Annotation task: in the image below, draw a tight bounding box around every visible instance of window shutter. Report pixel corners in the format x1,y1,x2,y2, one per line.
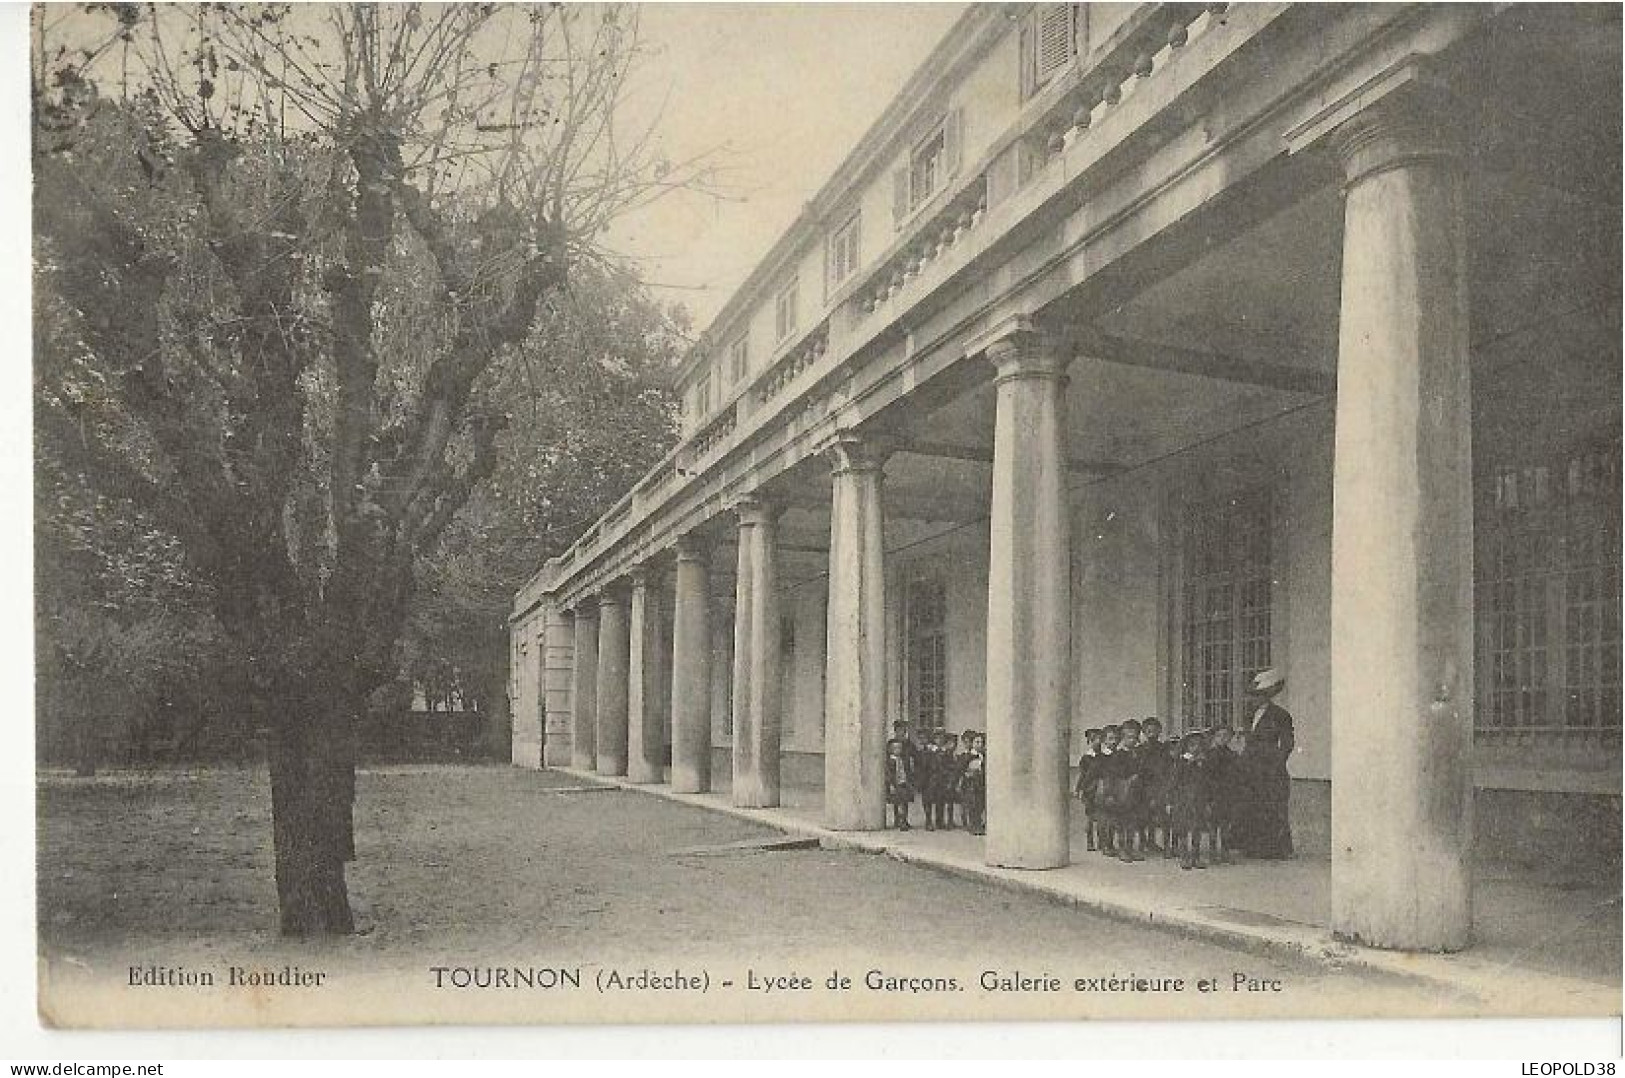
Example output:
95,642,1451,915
1034,3,1075,86
891,165,909,229
943,107,964,179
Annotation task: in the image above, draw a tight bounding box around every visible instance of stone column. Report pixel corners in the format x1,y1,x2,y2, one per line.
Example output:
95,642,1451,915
1328,96,1473,952
821,434,890,831
627,565,668,783
731,495,782,808
981,323,1072,869
569,603,599,771
594,584,631,777
670,536,713,793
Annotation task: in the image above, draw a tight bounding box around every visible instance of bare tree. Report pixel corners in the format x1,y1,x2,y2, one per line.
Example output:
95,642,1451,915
34,2,706,935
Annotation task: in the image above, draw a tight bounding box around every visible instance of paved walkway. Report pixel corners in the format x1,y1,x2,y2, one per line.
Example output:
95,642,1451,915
553,765,1621,1014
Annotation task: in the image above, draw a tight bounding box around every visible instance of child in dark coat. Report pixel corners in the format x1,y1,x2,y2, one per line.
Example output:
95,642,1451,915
960,732,987,835
1092,724,1121,855
1138,719,1167,854
1155,736,1184,859
915,733,938,830
1170,730,1210,870
924,730,957,830
950,730,975,828
885,738,916,831
1106,719,1146,862
1074,728,1104,851
1228,727,1251,855
1205,725,1238,864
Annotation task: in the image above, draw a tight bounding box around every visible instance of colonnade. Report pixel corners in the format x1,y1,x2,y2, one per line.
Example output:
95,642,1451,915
529,85,1476,951
545,326,1072,862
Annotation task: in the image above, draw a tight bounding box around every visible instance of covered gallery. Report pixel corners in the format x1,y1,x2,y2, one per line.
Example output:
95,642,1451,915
510,4,1621,952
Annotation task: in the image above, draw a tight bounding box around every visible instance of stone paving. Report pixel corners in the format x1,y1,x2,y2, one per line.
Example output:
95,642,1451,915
555,764,1622,1015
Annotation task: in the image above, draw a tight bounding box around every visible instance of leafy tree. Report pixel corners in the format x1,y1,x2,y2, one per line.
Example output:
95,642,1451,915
402,261,685,752
35,282,240,772
34,3,705,935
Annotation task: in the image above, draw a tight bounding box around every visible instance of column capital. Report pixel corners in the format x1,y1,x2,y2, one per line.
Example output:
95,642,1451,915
597,580,630,607
1330,95,1460,189
972,317,1070,386
818,431,894,476
627,563,658,590
731,493,783,528
674,532,713,564
1283,57,1460,187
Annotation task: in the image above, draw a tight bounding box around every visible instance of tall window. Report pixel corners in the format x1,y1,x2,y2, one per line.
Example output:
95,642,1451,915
1020,4,1080,98
1179,490,1274,731
829,211,861,291
891,109,962,228
1476,440,1622,731
905,575,948,730
909,126,945,212
774,277,798,343
727,334,749,386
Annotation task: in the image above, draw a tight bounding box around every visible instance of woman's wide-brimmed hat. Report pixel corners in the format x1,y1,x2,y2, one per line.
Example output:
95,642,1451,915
1250,668,1285,693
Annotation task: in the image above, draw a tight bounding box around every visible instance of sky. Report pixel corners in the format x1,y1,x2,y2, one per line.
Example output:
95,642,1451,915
33,1,967,337
600,3,968,333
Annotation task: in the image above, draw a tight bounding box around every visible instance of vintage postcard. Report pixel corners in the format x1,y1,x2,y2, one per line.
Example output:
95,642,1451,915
32,1,1623,1031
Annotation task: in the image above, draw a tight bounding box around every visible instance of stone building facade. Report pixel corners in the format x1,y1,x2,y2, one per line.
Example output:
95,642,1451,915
510,4,1621,952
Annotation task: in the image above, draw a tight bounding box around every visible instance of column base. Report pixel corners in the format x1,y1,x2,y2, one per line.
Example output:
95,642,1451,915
984,847,1070,871
731,778,779,810
823,814,885,833
626,762,663,784
1330,927,1473,955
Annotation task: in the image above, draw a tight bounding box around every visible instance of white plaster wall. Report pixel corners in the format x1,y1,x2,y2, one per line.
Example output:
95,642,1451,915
953,24,1021,171
781,582,828,752
543,608,576,764
710,598,736,747
510,609,546,768
1070,469,1161,741
1083,4,1139,55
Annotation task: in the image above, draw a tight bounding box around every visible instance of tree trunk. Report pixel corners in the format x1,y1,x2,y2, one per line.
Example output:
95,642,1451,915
267,690,357,937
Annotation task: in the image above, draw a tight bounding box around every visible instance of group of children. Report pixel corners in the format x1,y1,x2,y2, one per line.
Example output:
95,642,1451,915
882,716,1264,871
884,723,986,834
1075,717,1253,871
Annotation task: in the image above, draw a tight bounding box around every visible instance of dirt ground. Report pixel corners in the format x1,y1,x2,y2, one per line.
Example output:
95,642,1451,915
37,764,1486,1027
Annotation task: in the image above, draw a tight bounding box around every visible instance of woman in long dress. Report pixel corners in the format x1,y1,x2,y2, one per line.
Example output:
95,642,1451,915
1241,668,1295,859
